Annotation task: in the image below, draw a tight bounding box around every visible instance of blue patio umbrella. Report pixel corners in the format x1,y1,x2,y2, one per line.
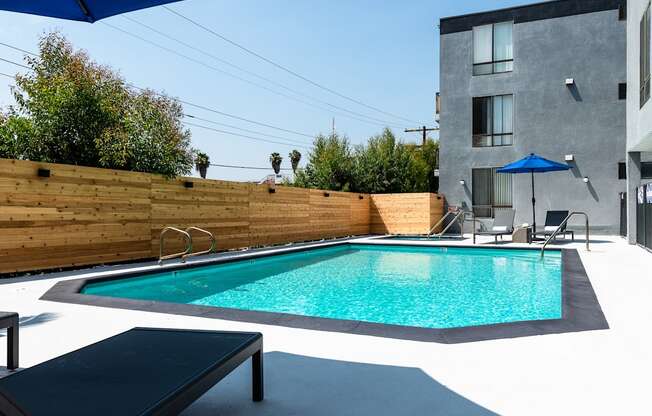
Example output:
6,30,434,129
496,153,571,232
0,0,182,23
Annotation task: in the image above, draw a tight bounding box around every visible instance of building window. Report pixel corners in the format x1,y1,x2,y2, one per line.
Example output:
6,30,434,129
472,168,513,218
644,161,652,179
619,83,627,100
473,95,513,147
473,22,513,75
642,3,651,108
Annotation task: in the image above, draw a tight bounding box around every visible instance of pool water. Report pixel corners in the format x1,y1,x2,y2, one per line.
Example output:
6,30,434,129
83,244,562,329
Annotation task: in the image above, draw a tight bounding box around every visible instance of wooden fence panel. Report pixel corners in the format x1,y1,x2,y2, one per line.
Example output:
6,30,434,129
370,193,444,235
0,158,442,274
0,159,151,273
150,177,250,255
248,185,310,246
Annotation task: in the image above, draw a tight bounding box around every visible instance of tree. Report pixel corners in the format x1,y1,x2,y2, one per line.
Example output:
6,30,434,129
288,149,301,173
195,152,210,179
293,133,354,191
352,128,430,193
0,32,196,177
269,152,282,174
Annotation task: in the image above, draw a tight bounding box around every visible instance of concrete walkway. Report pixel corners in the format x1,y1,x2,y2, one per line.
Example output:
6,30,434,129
0,236,649,415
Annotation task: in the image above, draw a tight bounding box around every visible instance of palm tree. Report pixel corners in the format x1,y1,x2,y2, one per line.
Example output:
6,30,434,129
289,150,301,173
269,152,283,174
195,152,210,179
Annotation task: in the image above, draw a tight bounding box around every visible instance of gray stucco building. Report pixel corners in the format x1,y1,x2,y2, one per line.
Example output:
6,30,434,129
438,0,627,234
626,0,652,250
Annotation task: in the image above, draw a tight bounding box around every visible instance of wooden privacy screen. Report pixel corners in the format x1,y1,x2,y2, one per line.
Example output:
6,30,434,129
370,193,445,235
0,159,443,274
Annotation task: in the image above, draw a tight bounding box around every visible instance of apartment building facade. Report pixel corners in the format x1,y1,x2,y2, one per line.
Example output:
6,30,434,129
438,0,627,233
626,0,652,250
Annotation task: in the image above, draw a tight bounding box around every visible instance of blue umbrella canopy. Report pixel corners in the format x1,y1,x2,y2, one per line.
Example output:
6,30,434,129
496,153,571,232
0,0,183,23
496,153,571,173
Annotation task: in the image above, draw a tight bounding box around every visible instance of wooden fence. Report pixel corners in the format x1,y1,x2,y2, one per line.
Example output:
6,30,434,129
0,159,442,274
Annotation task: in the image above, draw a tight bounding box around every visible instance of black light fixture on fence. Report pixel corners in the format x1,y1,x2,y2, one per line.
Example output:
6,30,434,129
37,168,50,178
184,181,194,188
359,195,364,200
323,192,330,197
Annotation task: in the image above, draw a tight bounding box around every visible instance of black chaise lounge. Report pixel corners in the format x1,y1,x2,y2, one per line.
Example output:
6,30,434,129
473,209,516,244
0,327,263,416
534,210,574,241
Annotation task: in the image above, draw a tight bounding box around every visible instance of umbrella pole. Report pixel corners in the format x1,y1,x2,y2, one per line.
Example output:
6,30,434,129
531,171,536,232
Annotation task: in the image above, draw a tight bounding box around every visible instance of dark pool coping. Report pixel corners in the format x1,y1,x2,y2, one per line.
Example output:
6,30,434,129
40,240,609,344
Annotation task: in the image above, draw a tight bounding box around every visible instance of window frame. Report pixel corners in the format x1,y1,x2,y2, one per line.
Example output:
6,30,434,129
472,21,514,76
641,3,651,108
472,94,514,148
471,167,513,218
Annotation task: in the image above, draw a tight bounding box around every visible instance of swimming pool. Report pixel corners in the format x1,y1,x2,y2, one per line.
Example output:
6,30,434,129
82,244,562,329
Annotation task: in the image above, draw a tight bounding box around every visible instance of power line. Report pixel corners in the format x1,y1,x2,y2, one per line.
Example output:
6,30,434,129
184,121,310,149
0,41,318,141
211,163,292,171
184,114,310,143
105,19,404,130
163,5,425,126
0,60,311,149
121,15,405,129
0,42,37,57
0,57,30,70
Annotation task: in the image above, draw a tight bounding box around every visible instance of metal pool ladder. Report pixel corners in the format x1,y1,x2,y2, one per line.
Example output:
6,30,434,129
159,227,192,264
428,209,467,238
541,211,590,257
182,227,217,261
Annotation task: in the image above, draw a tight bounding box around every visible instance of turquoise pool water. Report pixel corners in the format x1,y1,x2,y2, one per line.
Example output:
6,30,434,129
83,244,562,329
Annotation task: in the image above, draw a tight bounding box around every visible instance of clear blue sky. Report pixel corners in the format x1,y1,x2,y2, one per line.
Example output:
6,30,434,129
0,0,534,181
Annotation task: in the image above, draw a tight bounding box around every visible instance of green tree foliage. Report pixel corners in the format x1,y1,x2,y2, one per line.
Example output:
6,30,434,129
292,128,438,193
0,32,194,177
293,133,354,191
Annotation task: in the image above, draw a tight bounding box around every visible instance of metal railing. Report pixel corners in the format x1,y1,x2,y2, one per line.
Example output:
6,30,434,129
541,211,590,257
159,227,192,264
182,227,216,261
429,210,466,238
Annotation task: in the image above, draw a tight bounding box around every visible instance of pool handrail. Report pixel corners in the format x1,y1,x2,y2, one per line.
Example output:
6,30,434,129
541,211,589,257
182,227,217,261
429,209,466,238
159,227,192,264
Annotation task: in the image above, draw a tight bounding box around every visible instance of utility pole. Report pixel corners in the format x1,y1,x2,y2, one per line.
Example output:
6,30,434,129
331,118,336,136
404,126,438,146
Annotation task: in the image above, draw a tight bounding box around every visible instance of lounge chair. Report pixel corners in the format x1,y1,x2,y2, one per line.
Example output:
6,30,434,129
534,210,574,241
473,209,515,244
0,327,263,416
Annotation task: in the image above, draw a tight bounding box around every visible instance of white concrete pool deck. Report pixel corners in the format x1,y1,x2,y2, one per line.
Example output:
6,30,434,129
0,235,650,415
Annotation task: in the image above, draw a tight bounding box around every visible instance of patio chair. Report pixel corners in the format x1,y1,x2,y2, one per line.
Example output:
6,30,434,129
473,209,515,244
534,210,575,241
0,327,263,416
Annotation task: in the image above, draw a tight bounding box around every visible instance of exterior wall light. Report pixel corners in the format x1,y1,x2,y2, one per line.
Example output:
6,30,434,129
583,177,590,183
37,168,51,178
183,181,194,188
565,78,575,86
459,179,466,186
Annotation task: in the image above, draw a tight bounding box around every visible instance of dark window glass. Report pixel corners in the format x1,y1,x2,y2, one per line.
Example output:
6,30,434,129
472,95,513,147
619,162,627,179
473,22,513,76
619,83,627,100
619,1,627,21
643,162,652,179
472,168,513,218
